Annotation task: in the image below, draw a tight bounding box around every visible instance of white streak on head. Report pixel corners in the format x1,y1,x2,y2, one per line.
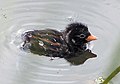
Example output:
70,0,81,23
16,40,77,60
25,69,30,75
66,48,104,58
66,30,72,43
72,39,75,43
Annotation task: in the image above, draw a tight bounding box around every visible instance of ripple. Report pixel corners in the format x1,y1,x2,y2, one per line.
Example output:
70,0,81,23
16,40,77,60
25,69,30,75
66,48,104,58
0,0,120,84
31,79,77,84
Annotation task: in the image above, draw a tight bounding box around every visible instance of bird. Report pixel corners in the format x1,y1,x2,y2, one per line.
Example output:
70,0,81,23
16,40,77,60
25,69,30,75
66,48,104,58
22,22,97,58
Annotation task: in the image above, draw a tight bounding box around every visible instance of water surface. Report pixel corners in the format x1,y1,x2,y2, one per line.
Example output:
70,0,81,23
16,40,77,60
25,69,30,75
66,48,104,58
0,0,120,84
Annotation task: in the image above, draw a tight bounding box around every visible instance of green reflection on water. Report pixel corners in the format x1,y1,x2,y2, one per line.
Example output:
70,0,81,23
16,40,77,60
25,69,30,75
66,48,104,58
103,38,120,83
103,66,120,84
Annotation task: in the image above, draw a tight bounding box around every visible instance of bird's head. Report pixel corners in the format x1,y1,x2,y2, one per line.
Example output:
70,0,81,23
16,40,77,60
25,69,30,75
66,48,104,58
64,22,97,52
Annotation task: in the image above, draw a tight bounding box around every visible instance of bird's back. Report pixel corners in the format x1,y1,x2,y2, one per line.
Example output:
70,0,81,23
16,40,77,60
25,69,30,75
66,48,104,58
22,29,68,57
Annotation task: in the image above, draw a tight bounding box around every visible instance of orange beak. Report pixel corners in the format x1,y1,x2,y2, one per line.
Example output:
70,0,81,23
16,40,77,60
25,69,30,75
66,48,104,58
86,35,97,41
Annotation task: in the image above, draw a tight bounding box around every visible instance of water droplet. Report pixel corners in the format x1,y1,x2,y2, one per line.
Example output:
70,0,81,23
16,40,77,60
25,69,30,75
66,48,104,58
95,77,105,84
39,41,44,46
3,14,7,18
46,33,48,35
28,34,32,37
95,76,111,84
53,38,57,42
67,16,74,21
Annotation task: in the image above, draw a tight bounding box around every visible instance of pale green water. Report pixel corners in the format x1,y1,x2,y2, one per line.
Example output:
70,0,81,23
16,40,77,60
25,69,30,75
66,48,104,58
0,0,120,84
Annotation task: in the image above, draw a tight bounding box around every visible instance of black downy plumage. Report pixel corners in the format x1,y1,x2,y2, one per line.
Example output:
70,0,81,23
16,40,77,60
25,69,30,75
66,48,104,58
22,22,97,63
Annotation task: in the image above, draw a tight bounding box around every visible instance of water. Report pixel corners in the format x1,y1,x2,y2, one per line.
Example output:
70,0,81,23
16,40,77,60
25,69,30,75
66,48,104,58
0,0,120,84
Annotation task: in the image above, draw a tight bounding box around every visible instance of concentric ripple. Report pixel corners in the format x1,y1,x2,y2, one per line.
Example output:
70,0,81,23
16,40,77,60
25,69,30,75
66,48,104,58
0,0,120,84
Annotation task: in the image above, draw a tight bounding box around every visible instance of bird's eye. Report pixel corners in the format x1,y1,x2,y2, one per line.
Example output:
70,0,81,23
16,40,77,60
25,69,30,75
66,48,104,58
79,34,86,38
76,34,86,38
